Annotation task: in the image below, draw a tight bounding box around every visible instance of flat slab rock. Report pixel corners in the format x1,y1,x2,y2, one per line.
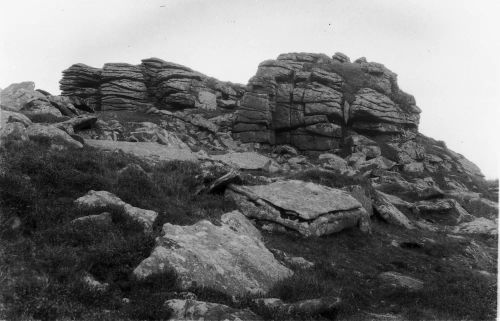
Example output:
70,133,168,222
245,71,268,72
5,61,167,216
227,180,370,236
210,152,272,170
166,299,263,321
85,139,197,163
238,180,361,220
133,211,292,297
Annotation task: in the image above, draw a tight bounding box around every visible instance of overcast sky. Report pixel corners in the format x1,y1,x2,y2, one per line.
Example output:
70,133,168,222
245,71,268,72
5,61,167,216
1,0,498,178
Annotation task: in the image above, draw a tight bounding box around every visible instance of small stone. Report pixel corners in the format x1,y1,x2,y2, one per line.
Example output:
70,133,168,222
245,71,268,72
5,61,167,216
74,190,157,233
378,272,423,291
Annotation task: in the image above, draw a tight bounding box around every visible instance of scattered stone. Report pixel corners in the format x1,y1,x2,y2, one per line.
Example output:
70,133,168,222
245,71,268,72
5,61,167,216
373,175,444,200
128,122,190,149
74,190,157,233
453,217,498,235
403,162,424,173
205,168,241,194
254,296,340,317
82,273,109,293
413,199,474,225
133,211,292,296
165,299,263,321
362,312,408,321
378,271,423,291
376,191,413,210
318,153,348,171
345,185,373,216
274,145,299,156
345,134,381,159
71,212,113,227
373,190,414,229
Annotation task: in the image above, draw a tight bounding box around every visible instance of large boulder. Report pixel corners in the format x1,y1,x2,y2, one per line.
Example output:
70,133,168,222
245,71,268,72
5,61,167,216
0,110,32,128
26,124,83,149
133,211,292,296
0,82,47,111
20,98,63,120
227,180,370,236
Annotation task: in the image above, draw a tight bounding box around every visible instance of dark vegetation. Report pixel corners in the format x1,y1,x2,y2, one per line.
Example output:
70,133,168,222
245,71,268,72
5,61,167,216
0,139,235,320
264,222,497,321
0,139,496,320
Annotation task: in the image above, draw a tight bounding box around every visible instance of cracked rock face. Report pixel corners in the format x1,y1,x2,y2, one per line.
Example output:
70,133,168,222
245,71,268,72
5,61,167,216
233,52,420,151
133,211,292,297
226,180,371,236
59,58,245,112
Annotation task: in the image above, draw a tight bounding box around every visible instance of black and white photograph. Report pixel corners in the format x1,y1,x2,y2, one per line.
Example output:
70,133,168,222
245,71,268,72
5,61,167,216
0,1,498,320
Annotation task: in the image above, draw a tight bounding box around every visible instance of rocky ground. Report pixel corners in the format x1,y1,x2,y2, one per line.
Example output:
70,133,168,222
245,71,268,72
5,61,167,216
0,52,497,321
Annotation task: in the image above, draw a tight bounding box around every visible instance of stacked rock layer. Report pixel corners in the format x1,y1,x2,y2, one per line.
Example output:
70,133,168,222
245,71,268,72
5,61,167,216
59,58,245,112
233,52,421,151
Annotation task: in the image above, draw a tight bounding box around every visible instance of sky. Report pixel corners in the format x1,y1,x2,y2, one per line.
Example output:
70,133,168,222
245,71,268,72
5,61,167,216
1,0,499,178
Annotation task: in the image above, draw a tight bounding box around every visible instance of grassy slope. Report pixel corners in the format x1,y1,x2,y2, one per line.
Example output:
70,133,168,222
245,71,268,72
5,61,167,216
0,140,235,321
0,139,497,321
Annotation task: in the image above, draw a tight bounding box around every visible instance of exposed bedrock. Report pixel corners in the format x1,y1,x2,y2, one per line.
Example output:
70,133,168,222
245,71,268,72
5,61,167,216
59,57,245,112
233,52,421,151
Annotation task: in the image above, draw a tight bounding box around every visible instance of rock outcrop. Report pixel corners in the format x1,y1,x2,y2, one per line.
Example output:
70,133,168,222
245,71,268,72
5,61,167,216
233,52,420,150
59,58,245,112
100,63,150,111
